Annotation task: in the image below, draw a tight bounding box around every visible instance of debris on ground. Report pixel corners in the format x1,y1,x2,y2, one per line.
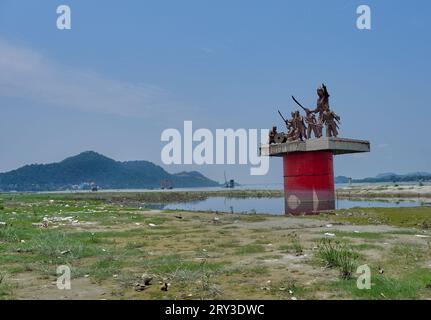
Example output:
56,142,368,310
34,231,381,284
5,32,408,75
160,282,169,291
134,283,147,292
324,233,336,237
141,274,153,286
212,217,221,224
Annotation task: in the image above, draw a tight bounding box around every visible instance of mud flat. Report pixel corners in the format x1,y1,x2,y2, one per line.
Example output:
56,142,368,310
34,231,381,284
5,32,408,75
7,190,284,205
336,184,431,200
1,193,431,300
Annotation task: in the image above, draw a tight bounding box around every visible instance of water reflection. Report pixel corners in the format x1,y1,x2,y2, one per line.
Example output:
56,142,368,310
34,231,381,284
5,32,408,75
142,197,428,216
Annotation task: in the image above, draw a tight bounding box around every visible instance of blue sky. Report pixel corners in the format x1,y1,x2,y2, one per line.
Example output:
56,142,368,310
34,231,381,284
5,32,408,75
0,0,430,184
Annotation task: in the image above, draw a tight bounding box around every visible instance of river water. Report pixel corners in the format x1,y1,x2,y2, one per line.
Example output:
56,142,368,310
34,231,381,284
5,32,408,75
144,196,429,215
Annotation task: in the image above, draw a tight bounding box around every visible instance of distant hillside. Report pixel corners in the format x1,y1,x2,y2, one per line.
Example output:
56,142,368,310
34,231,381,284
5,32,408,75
335,172,431,184
334,176,350,184
0,151,220,191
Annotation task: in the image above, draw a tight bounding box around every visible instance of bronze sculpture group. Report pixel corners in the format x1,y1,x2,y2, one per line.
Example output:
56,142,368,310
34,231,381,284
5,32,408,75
269,84,341,144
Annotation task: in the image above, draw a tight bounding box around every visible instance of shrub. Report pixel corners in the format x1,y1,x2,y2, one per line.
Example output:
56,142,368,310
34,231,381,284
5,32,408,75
317,238,358,279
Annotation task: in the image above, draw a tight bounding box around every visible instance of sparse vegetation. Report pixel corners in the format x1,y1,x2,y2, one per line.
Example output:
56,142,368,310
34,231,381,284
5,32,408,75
0,271,17,299
316,239,358,279
235,244,266,255
279,232,303,256
0,192,430,299
316,206,431,228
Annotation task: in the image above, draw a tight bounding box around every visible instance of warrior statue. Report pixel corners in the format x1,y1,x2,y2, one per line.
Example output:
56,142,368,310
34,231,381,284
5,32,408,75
285,112,296,141
293,110,307,141
313,83,330,123
268,126,278,144
304,108,322,138
322,109,341,137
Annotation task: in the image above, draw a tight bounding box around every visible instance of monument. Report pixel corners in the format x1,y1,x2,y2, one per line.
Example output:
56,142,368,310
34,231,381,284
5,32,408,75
260,84,370,215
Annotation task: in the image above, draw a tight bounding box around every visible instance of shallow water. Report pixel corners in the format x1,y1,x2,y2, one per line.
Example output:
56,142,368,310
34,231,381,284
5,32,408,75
144,196,429,215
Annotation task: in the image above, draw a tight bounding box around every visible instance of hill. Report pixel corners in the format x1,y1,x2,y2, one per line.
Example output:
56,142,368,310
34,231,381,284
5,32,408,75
335,172,431,184
0,151,220,191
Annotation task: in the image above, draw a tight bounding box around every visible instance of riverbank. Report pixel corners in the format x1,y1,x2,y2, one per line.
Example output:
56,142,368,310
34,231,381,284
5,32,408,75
3,184,431,205
336,184,431,199
1,190,284,206
1,193,431,300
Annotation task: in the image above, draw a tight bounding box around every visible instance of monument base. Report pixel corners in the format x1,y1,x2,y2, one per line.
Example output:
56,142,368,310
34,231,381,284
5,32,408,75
259,137,370,215
283,150,334,215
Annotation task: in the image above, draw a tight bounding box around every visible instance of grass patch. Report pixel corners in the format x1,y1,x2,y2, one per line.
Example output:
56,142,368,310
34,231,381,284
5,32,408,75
235,244,266,255
142,254,225,274
278,232,303,256
90,254,123,282
350,243,383,251
390,243,426,265
316,239,358,279
30,232,99,261
239,215,268,223
332,268,431,299
0,272,14,299
317,207,431,228
0,226,19,243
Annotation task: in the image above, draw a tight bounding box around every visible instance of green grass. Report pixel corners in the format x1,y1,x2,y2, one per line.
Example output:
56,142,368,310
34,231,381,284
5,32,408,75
332,268,431,299
0,273,14,300
350,243,383,251
235,244,266,255
316,239,359,279
278,232,303,255
0,226,19,243
90,254,124,282
142,254,225,274
317,207,431,228
1,192,430,299
390,243,426,265
217,239,241,248
30,232,100,260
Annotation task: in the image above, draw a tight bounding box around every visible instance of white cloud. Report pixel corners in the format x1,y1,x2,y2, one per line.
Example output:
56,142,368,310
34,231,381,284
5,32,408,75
200,47,215,54
0,38,168,117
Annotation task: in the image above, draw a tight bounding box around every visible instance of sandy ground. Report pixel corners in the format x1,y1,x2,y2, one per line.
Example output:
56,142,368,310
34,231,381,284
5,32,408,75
4,209,431,300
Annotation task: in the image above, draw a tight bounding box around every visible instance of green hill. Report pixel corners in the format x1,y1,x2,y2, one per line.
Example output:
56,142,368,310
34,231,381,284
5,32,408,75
0,151,220,191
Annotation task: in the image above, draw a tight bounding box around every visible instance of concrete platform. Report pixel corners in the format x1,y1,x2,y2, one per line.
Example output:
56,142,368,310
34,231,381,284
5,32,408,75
260,137,370,157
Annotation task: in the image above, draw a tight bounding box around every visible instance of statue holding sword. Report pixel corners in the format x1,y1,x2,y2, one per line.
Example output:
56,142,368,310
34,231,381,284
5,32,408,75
291,84,340,139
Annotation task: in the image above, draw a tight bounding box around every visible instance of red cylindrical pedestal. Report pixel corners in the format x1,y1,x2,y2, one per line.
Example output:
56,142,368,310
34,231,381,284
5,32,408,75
283,150,335,215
